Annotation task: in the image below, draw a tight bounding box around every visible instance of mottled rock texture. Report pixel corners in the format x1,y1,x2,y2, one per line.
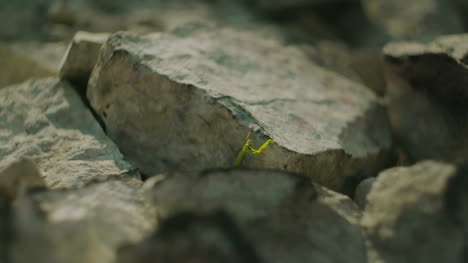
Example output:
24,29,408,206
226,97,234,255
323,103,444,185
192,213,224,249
140,169,366,263
384,34,468,163
87,23,391,192
362,161,468,263
10,179,157,263
0,78,134,188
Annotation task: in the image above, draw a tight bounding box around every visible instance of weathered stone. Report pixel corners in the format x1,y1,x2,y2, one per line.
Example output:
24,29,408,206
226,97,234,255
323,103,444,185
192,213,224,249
0,158,46,199
142,169,366,263
0,78,135,188
0,42,67,88
361,0,463,40
10,179,157,263
60,31,110,86
118,211,261,263
362,161,468,263
87,23,391,192
384,34,468,163
303,42,386,96
353,177,374,209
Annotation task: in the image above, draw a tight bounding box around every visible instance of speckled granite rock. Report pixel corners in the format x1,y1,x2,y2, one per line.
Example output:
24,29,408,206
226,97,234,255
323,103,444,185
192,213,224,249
139,169,366,263
384,34,468,163
0,78,135,188
362,161,468,263
87,23,391,192
10,179,157,263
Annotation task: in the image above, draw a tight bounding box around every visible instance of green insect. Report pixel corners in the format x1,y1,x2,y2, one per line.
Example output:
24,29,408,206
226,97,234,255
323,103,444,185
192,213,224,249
233,131,275,166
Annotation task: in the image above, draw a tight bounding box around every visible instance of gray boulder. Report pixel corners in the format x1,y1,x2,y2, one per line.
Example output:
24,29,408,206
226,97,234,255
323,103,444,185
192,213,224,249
140,169,366,263
118,211,262,263
0,78,135,188
87,23,391,192
10,179,157,263
362,161,468,263
384,34,468,163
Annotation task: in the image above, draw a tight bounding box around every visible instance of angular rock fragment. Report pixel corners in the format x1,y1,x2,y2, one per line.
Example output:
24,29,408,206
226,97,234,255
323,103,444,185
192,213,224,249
87,23,391,192
362,161,468,263
141,169,366,263
60,31,110,86
362,0,463,40
10,179,157,263
0,158,46,199
0,78,134,188
118,211,261,263
384,35,468,163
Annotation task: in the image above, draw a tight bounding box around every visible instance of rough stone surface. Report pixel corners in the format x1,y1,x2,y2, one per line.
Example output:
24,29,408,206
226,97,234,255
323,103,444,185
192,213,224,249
142,169,366,263
0,78,135,188
361,0,463,40
303,42,386,96
384,34,468,163
118,211,262,263
362,161,468,263
87,23,391,192
353,176,375,209
10,179,157,263
0,158,46,199
60,31,110,86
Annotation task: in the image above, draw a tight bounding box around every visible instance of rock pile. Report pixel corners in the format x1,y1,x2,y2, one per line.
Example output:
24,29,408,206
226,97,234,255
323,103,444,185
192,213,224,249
2,1,468,263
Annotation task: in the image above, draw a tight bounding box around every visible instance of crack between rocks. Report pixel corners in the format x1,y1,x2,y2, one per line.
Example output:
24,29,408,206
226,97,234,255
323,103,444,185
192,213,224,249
214,95,335,106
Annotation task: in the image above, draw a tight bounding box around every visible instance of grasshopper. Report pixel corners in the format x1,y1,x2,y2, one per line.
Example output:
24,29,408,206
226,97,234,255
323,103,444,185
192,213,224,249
233,131,275,166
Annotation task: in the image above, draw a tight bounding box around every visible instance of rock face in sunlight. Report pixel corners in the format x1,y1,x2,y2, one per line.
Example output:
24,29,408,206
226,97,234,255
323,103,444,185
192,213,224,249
362,161,468,263
0,78,135,188
87,23,391,193
10,179,157,263
120,169,366,263
384,34,468,163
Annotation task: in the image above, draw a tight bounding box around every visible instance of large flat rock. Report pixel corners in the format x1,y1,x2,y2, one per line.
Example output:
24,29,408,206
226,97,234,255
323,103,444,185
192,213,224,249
362,161,468,263
10,179,157,263
87,23,391,192
384,34,468,163
0,78,135,188
128,169,366,263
